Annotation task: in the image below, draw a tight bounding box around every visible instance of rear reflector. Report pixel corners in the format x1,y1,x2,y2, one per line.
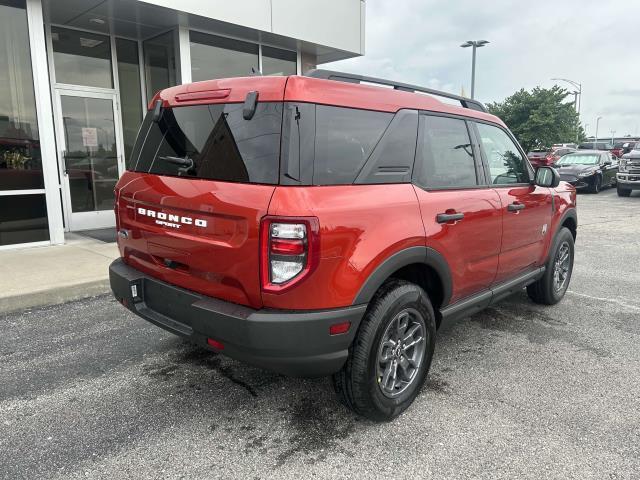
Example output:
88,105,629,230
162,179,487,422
329,322,351,336
207,338,224,350
271,238,305,255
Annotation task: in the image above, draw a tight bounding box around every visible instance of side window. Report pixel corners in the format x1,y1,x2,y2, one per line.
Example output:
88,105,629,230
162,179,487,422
414,115,478,189
476,123,529,185
355,109,418,184
314,106,393,185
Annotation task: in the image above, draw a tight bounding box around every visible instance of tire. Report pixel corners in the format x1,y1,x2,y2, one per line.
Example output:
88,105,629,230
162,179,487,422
589,175,601,193
332,279,436,421
527,227,574,305
617,185,631,197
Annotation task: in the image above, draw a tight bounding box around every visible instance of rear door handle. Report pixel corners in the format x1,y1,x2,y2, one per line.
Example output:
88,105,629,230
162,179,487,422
508,202,526,212
436,212,465,223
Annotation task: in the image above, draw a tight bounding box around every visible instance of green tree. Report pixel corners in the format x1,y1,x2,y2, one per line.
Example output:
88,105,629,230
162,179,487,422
486,86,583,152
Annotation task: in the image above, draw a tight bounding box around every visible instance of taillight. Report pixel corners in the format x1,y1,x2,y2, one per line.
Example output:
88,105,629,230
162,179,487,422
260,216,320,293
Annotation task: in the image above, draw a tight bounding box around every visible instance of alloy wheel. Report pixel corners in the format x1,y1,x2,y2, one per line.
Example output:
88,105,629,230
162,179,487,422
376,308,426,398
553,241,571,292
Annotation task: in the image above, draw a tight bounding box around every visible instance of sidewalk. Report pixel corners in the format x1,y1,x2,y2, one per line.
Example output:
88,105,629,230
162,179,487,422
0,234,118,314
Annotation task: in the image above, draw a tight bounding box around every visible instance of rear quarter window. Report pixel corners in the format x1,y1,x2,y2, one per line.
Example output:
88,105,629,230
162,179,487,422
313,106,393,185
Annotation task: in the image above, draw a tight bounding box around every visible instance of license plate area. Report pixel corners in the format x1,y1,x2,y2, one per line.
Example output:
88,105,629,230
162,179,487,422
142,279,200,327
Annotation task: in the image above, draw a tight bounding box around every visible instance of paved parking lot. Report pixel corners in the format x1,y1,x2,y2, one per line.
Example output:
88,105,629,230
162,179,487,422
1,188,639,479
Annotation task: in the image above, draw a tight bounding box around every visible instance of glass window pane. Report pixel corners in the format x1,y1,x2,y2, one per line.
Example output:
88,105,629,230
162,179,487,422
116,38,143,163
60,96,118,212
0,194,49,245
143,31,177,103
190,31,258,82
52,27,113,88
314,106,393,185
476,123,529,184
129,102,281,184
415,116,477,188
262,46,296,76
0,0,44,191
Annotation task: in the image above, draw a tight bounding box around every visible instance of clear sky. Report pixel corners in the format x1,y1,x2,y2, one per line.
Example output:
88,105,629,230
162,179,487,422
326,0,640,140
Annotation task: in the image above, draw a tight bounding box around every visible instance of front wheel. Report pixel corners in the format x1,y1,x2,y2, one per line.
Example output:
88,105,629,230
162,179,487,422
332,280,436,421
617,185,631,197
527,227,574,305
590,175,601,193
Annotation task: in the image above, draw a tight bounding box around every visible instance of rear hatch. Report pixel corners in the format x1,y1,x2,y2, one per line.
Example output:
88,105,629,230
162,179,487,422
115,77,287,309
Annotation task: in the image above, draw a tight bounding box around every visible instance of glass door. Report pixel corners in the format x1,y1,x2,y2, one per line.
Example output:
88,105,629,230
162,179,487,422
54,89,124,231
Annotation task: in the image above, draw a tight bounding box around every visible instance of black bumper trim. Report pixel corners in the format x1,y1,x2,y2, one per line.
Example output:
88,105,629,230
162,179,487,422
109,259,366,377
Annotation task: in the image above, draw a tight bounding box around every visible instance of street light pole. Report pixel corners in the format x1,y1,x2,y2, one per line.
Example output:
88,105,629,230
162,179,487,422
595,116,603,144
551,78,582,142
461,40,489,99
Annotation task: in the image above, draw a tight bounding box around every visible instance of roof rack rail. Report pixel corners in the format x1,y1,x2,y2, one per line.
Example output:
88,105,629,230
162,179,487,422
306,69,488,113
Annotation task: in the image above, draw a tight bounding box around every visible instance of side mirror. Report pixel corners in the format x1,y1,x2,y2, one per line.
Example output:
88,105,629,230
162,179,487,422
535,166,560,188
603,159,612,166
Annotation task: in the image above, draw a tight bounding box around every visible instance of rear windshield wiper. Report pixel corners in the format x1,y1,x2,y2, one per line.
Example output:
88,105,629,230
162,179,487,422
158,155,196,175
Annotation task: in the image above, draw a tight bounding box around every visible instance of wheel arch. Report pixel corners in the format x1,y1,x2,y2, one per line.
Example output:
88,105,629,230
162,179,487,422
352,247,452,325
559,208,578,240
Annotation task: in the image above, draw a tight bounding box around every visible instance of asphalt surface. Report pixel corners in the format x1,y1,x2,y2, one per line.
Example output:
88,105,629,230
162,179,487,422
2,188,639,479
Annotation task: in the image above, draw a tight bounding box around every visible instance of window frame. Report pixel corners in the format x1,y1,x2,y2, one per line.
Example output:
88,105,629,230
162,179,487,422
412,111,488,191
470,119,534,188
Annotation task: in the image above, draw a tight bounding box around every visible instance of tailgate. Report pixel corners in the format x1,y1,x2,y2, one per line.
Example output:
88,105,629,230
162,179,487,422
117,172,274,308
114,79,286,309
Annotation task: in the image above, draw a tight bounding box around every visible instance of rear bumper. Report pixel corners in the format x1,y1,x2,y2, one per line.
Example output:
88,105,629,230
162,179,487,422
109,259,366,377
617,174,640,190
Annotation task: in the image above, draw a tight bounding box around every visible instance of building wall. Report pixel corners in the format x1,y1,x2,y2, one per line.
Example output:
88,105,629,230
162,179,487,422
0,0,366,248
140,0,365,55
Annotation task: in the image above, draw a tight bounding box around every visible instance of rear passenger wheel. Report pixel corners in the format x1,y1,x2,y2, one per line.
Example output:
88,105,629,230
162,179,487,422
617,186,631,197
527,227,574,305
332,280,436,421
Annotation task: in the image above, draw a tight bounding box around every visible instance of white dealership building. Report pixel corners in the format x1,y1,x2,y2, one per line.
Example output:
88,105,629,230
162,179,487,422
0,0,365,248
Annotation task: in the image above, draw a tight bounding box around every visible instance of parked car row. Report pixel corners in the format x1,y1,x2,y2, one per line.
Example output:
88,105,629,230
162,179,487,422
528,141,640,196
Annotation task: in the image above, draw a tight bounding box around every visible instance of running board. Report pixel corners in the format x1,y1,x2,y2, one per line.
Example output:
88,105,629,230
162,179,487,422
439,267,545,329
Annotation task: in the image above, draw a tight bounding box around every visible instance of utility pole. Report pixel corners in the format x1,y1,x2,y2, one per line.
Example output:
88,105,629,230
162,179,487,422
595,116,603,144
461,40,489,99
551,78,582,142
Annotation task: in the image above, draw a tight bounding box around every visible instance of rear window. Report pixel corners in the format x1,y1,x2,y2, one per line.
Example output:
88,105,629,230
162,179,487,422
128,102,282,184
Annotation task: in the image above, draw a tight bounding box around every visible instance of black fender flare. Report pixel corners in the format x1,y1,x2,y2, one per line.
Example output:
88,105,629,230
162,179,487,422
352,246,452,307
558,207,578,239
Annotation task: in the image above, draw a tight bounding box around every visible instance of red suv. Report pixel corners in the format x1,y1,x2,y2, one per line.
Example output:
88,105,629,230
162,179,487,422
110,70,577,421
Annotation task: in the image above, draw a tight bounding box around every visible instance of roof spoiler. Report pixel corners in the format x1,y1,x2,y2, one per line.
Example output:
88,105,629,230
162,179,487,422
306,69,488,113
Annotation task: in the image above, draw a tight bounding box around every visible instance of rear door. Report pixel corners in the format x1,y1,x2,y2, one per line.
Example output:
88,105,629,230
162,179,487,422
474,122,553,284
413,114,502,304
115,99,284,309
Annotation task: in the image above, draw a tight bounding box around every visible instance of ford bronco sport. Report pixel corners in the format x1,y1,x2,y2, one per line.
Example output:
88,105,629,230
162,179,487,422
110,70,577,421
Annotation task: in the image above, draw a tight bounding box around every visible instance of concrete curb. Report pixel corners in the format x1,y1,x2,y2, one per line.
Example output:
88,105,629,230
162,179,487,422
0,279,111,315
